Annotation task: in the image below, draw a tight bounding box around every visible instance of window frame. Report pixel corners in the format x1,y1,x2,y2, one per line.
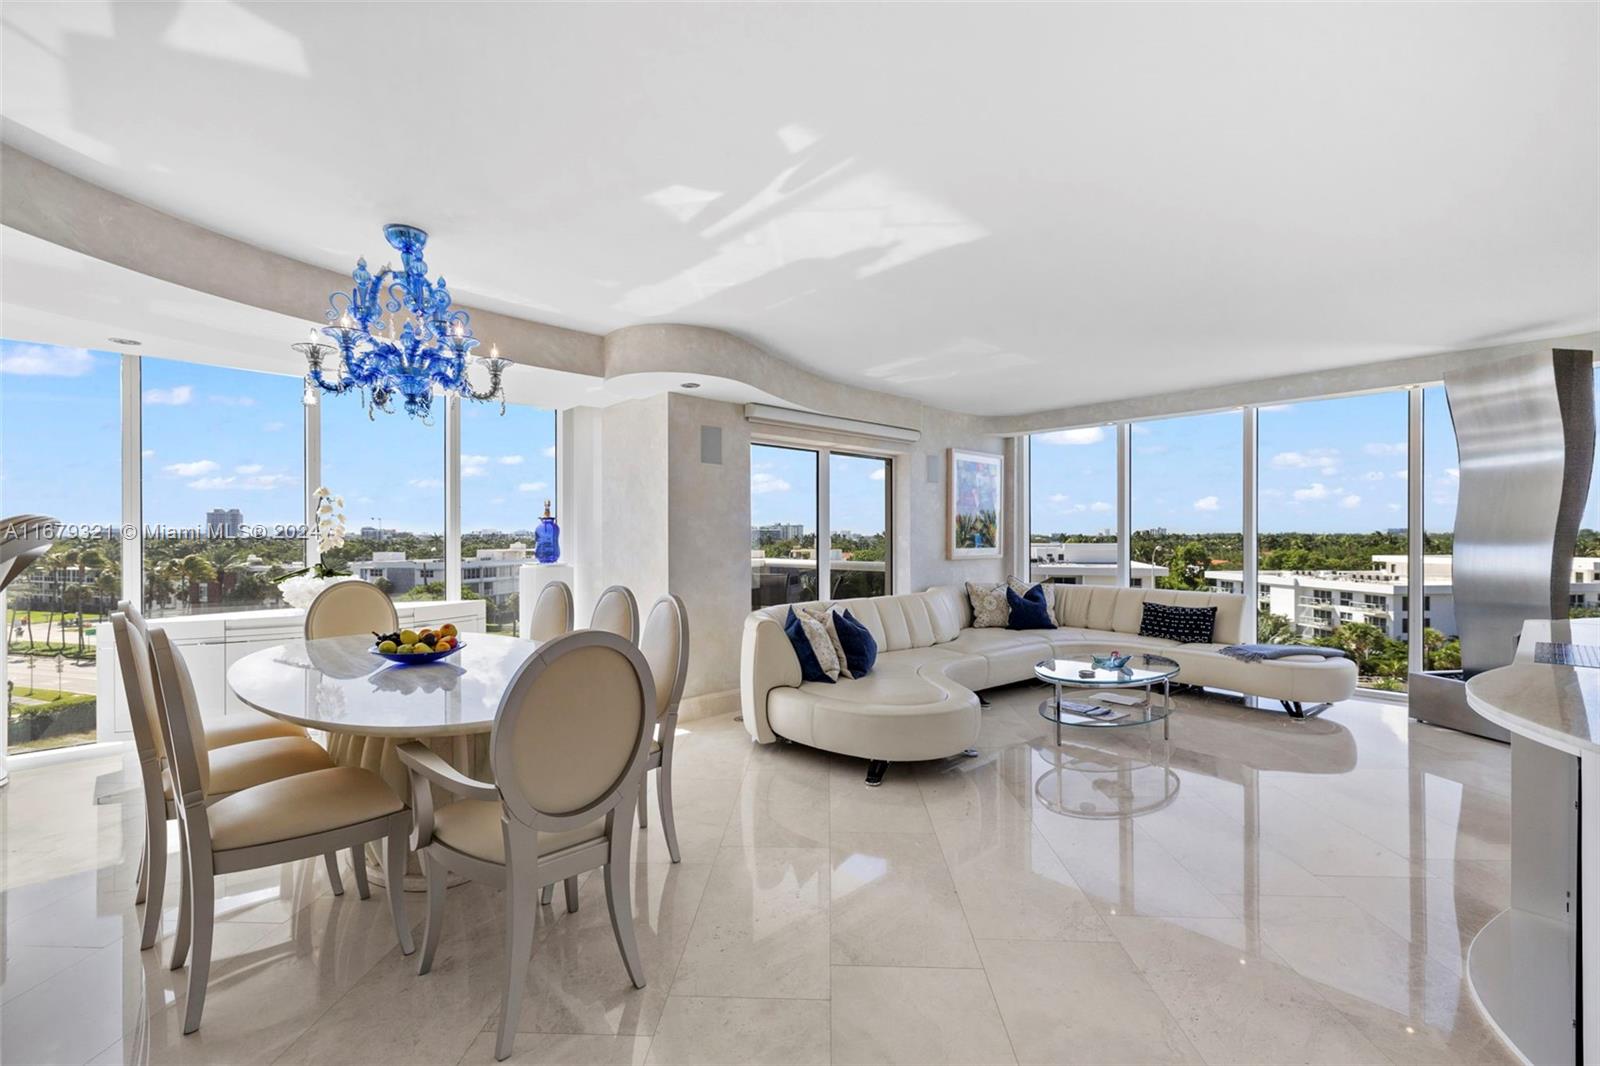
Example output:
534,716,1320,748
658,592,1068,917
749,439,895,598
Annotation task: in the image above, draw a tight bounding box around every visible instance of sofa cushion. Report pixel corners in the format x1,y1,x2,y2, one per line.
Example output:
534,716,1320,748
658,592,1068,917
966,582,1010,628
1138,602,1217,644
940,628,1054,687
836,609,879,677
1006,585,1055,630
784,608,838,683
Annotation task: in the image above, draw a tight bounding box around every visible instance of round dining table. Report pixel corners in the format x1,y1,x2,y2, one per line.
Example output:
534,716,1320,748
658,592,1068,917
227,631,540,887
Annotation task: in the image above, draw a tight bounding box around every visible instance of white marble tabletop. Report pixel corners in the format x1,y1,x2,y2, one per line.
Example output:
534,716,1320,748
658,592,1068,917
1465,618,1600,757
227,632,541,738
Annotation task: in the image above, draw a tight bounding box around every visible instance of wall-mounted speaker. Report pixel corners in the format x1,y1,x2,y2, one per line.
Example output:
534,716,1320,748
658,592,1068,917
926,453,941,484
700,425,723,465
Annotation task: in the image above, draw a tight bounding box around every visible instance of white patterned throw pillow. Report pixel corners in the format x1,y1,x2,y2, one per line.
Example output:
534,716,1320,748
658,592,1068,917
966,582,1010,628
793,608,842,680
797,603,854,679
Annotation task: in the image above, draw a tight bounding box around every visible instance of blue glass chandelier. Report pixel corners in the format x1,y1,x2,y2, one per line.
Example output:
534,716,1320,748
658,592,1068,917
293,224,507,420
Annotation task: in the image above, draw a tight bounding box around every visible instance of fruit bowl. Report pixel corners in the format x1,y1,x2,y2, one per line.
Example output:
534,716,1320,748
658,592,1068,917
371,641,465,666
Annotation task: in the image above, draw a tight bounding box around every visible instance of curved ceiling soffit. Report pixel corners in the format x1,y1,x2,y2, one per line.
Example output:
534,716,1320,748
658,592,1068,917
0,143,957,429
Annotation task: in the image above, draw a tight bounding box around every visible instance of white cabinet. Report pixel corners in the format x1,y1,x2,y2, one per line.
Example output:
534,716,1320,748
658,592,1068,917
94,599,488,741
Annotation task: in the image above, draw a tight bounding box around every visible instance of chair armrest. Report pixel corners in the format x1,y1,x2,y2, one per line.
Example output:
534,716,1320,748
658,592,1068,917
396,741,497,800
396,740,497,850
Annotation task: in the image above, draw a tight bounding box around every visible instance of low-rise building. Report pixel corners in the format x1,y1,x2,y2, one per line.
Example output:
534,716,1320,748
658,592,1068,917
1207,554,1473,640
1029,542,1169,588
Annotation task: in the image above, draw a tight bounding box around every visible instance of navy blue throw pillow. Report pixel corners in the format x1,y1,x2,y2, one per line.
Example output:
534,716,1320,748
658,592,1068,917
1007,585,1056,630
835,609,879,677
783,608,836,684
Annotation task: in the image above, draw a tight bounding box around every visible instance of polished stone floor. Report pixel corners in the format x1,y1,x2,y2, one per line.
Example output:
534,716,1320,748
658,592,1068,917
1,683,1519,1065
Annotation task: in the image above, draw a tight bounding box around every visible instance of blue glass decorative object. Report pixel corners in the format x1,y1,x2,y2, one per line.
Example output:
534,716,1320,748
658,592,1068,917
534,499,561,564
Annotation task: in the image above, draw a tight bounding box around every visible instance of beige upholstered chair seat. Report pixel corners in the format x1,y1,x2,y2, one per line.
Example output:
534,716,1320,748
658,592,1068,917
202,710,309,749
430,799,605,865
162,736,333,799
206,767,404,852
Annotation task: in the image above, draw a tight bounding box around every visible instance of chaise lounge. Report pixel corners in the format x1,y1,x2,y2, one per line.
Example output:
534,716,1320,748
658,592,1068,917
741,584,1358,783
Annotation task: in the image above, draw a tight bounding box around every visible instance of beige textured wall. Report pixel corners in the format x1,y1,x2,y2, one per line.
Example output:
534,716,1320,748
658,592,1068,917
666,394,752,703
599,395,671,616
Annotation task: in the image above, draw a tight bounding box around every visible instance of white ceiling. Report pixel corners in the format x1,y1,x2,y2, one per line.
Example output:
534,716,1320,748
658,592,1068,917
2,2,1596,416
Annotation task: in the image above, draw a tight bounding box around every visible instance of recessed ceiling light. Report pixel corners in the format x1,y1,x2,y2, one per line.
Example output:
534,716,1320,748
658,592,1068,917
107,337,143,347
680,382,701,389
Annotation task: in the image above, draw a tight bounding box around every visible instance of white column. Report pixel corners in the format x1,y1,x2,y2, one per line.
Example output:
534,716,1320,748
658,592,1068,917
1242,407,1259,644
816,449,831,598
303,388,321,570
444,393,462,602
1408,387,1425,674
1116,423,1132,586
121,353,142,607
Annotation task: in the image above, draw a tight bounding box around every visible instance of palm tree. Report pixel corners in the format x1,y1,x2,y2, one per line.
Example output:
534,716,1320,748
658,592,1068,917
176,554,218,614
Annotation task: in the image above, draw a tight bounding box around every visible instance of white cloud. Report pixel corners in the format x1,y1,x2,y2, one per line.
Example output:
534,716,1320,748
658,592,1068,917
1339,494,1362,509
1271,449,1340,475
461,454,490,478
1089,501,1112,513
208,394,256,407
263,421,286,432
187,472,297,491
1293,482,1332,502
541,445,556,459
164,459,219,477
517,481,549,493
751,472,791,495
1364,441,1406,456
1393,469,1408,481
0,344,95,377
1193,495,1220,512
141,449,155,459
868,467,886,481
1362,471,1385,481
498,455,524,466
1048,493,1070,505
1387,502,1403,512
235,464,263,474
408,477,443,489
144,385,193,406
1447,467,1460,480
1037,426,1106,446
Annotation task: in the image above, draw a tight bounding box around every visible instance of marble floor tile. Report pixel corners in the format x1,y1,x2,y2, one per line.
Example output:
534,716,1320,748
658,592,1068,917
977,938,1202,1065
722,760,831,849
936,821,1112,942
829,965,1015,1065
829,831,979,967
457,1031,653,1064
644,995,830,1065
669,846,830,1000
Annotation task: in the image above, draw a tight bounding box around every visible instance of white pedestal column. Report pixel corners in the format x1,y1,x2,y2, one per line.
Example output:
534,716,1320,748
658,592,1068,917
517,563,577,638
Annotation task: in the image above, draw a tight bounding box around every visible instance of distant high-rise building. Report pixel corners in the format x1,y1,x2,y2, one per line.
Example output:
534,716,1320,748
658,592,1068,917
206,508,243,537
751,522,806,547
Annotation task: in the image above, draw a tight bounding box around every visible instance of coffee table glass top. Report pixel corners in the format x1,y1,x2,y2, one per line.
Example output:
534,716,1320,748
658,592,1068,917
1035,654,1180,687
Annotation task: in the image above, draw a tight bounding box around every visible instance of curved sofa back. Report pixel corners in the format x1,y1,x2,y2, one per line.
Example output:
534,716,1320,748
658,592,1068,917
751,590,963,653
1046,585,1249,646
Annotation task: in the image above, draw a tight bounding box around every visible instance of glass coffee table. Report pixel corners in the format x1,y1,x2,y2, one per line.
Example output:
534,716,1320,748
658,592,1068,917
1035,654,1180,746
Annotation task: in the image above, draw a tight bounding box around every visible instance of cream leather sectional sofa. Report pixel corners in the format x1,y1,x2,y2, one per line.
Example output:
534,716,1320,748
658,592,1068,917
741,583,1358,783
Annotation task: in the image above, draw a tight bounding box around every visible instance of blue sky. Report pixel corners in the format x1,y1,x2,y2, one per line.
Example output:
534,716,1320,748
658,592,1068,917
0,338,556,535
750,444,888,538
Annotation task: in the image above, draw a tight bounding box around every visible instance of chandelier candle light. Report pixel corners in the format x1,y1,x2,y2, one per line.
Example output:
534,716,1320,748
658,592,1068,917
294,224,508,420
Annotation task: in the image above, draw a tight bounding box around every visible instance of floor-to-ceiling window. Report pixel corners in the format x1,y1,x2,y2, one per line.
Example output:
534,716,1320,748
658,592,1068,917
1028,427,1118,587
1259,391,1411,690
141,358,306,618
1,340,122,752
1131,410,1243,591
460,402,556,634
318,394,445,600
1421,386,1462,670
750,444,820,607
829,452,891,598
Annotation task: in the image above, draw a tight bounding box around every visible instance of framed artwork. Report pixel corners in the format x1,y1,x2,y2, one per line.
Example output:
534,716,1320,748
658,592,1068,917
947,448,1003,559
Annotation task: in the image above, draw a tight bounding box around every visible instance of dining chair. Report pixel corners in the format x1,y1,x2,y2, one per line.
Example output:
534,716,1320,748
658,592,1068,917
147,627,414,1035
397,630,654,1062
112,613,345,953
304,578,399,640
120,600,309,749
589,584,639,643
636,595,690,863
526,579,574,641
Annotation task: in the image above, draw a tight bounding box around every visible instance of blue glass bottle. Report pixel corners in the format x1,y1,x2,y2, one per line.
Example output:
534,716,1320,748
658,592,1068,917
534,499,561,564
